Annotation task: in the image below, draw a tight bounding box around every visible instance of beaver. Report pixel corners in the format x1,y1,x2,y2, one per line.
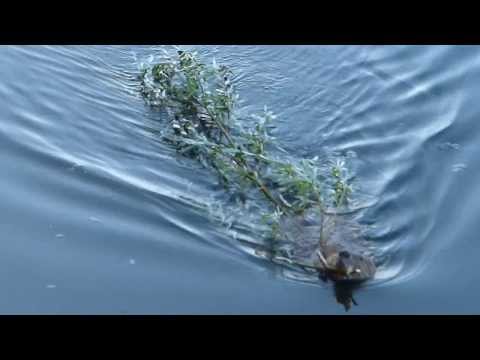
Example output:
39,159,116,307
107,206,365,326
278,210,376,283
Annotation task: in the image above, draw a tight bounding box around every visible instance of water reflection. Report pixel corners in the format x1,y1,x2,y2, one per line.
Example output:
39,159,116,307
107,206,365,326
333,282,363,312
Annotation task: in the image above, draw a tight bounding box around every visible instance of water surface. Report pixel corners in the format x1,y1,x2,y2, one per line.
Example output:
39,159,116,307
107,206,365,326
0,45,478,313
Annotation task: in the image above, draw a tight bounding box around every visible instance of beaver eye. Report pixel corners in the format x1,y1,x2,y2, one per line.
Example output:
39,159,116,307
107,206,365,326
339,251,350,259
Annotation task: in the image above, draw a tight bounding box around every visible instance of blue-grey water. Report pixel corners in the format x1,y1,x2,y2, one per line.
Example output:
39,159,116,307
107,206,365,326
0,45,477,314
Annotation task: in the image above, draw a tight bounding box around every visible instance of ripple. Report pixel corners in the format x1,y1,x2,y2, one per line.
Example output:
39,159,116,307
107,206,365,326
2,45,480,313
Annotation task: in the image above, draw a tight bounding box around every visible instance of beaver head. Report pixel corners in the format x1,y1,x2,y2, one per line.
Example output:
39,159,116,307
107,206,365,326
316,249,376,282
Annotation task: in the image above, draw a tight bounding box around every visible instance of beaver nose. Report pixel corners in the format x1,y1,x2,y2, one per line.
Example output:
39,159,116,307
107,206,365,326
339,251,350,259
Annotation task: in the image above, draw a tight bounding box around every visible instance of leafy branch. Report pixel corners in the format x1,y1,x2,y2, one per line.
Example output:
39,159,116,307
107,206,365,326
140,50,353,236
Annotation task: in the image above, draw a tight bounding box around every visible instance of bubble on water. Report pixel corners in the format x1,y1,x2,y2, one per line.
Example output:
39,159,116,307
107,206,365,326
88,216,101,223
55,233,65,238
346,150,358,158
254,249,268,258
438,142,461,151
68,163,87,173
452,163,467,172
46,284,56,289
129,259,136,265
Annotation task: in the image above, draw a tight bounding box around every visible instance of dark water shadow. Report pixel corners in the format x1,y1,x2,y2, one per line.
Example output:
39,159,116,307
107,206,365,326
318,271,364,312
332,281,363,312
